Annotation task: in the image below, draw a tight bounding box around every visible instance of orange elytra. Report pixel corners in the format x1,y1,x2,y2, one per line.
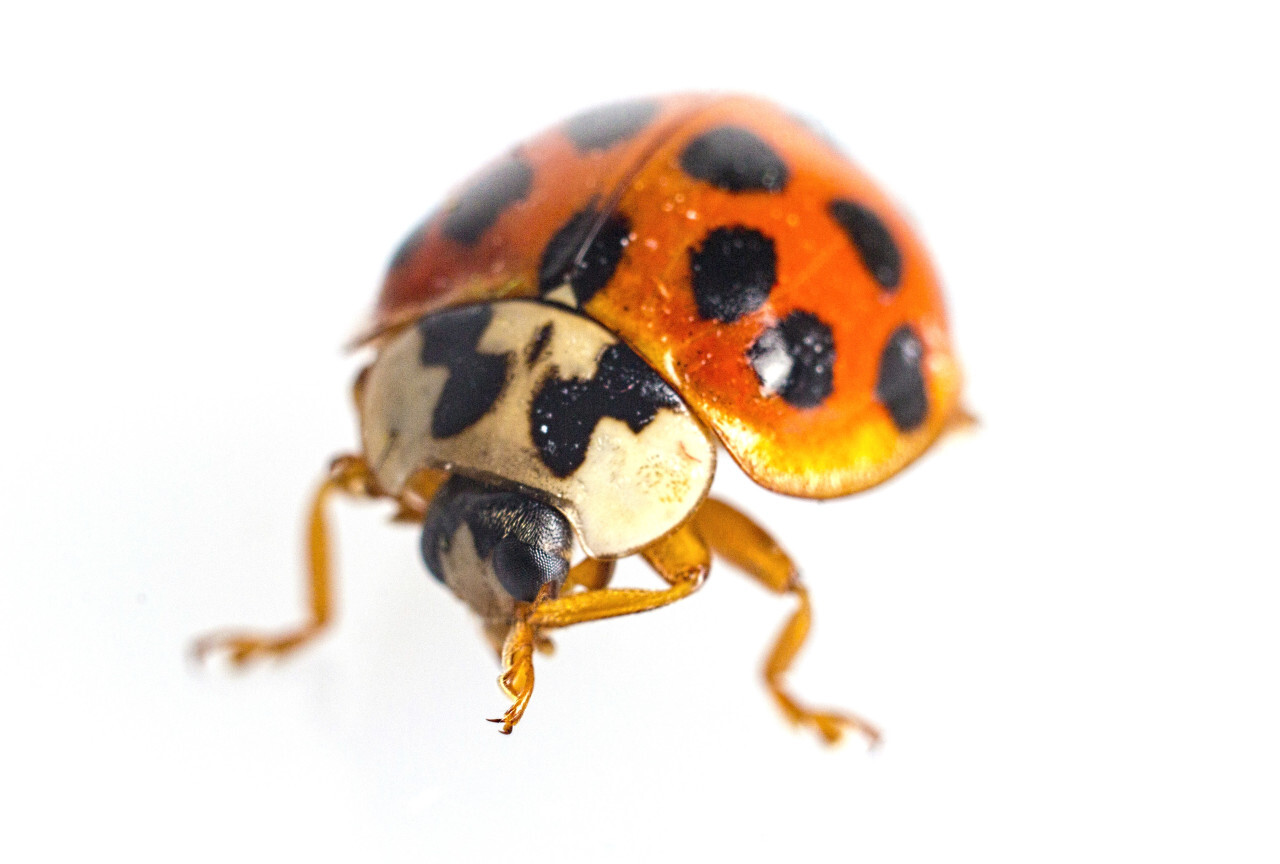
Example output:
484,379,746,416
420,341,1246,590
199,94,964,746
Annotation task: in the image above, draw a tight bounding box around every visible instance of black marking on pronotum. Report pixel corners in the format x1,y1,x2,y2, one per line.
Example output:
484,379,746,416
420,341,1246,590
441,153,534,245
526,322,553,368
875,324,928,431
748,310,835,409
416,305,512,438
679,126,789,193
420,476,572,602
564,99,658,152
538,207,632,305
828,199,902,290
531,342,681,477
689,225,777,322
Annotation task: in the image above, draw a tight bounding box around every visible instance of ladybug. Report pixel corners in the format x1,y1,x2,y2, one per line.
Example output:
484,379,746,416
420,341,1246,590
197,94,964,745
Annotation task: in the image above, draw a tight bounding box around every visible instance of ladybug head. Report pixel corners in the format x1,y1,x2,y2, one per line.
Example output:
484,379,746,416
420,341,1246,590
420,476,572,619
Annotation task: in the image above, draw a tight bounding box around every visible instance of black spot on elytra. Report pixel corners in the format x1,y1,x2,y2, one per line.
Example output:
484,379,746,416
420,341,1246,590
875,325,928,431
421,476,571,601
538,207,632,305
689,225,777,322
564,99,658,152
526,322,553,368
748,311,835,409
829,200,902,290
417,305,512,438
531,342,681,477
679,126,788,193
441,153,534,245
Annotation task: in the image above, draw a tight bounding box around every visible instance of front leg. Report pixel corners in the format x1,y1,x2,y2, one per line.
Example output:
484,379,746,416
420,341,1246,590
489,525,709,734
193,455,446,665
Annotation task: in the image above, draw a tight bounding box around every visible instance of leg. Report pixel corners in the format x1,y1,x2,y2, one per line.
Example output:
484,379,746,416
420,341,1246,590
489,526,708,734
193,455,444,664
389,467,450,523
490,558,616,661
560,557,616,594
945,401,980,435
693,498,881,747
531,524,707,628
488,593,546,734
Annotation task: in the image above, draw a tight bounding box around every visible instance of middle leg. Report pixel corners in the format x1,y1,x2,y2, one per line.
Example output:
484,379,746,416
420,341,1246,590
693,497,881,746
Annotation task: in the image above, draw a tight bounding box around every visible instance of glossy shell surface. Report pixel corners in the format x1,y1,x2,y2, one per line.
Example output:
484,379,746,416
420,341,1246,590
370,94,960,498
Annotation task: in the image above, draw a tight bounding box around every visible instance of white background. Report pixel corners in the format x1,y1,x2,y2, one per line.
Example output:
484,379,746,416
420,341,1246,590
3,1,1277,861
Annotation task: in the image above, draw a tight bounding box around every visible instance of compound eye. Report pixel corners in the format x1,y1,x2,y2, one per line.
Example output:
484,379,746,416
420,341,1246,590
491,538,569,602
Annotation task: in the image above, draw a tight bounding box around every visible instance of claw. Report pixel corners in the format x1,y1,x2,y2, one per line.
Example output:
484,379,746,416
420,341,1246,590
804,711,882,748
772,690,881,748
488,686,530,734
191,627,322,667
